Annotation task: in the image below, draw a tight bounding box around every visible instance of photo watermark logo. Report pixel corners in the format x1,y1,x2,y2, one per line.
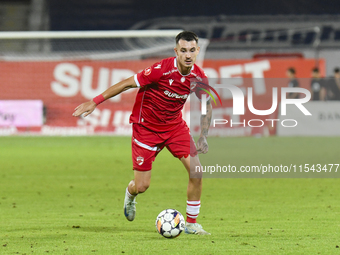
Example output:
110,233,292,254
199,82,311,128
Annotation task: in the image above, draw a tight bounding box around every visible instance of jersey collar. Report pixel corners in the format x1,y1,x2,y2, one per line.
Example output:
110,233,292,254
174,57,194,76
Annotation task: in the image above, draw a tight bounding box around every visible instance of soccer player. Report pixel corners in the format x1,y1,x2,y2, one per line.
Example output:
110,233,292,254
286,67,300,99
326,67,340,100
73,31,212,235
310,67,326,101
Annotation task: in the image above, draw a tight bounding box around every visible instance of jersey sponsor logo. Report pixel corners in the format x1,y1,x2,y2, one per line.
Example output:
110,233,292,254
154,64,162,69
136,156,144,165
164,90,188,99
169,79,174,86
144,67,152,76
163,69,177,76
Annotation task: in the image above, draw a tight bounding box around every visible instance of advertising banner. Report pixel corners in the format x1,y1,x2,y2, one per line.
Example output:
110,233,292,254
277,102,340,136
0,58,323,135
0,100,43,127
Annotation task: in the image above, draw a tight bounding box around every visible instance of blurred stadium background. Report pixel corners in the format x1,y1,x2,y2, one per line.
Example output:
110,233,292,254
1,0,340,136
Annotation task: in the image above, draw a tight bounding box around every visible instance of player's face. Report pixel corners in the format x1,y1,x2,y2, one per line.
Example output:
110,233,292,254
286,70,294,78
174,39,200,73
312,71,319,78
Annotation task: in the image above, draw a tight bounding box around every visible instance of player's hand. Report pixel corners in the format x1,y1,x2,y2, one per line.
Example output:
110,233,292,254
72,100,96,117
196,135,209,154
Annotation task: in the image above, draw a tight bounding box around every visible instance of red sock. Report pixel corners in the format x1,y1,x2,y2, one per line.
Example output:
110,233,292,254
186,200,201,223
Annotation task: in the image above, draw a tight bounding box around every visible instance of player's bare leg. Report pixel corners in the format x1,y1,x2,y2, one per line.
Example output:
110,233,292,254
124,170,151,221
128,170,151,195
180,155,210,235
181,155,202,200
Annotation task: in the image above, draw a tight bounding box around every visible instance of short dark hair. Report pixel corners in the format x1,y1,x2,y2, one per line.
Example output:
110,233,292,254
312,67,319,73
334,67,340,73
287,67,296,74
176,31,198,44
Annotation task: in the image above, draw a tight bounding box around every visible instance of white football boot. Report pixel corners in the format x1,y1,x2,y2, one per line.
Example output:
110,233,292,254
123,193,136,221
185,222,211,235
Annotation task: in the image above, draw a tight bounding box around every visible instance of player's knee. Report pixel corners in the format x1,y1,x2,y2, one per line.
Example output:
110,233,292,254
136,182,150,194
189,177,202,186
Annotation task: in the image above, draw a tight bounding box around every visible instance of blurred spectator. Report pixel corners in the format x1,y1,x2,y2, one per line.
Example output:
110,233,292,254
310,67,326,101
286,67,299,99
326,67,340,100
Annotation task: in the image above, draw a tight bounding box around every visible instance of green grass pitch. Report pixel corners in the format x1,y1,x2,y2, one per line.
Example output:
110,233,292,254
1,136,339,254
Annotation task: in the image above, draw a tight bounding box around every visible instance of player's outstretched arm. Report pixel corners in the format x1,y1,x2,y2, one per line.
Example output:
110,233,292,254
72,76,137,117
196,99,212,154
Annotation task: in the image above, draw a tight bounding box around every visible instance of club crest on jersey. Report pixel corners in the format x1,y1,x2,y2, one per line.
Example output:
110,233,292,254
181,77,185,83
190,82,197,90
136,156,144,165
169,79,174,86
144,67,152,76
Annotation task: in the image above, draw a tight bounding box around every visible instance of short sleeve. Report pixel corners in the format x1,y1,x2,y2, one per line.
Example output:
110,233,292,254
134,61,163,88
191,77,211,101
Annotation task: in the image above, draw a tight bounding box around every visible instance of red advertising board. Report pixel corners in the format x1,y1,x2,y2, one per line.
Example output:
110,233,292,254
0,58,324,135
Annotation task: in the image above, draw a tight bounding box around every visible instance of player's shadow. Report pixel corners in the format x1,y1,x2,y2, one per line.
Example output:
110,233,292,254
77,226,156,233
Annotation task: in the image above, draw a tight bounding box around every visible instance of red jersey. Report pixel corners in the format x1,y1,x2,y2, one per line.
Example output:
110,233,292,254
130,57,207,132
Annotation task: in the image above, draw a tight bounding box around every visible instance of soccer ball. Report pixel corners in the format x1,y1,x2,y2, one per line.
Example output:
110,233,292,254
155,209,185,238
